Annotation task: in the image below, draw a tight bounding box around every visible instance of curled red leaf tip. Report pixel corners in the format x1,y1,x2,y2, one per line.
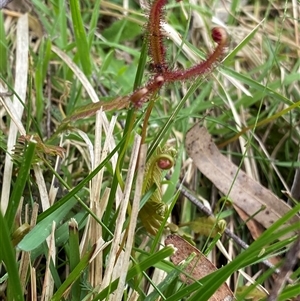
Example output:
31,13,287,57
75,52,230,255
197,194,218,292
129,0,228,107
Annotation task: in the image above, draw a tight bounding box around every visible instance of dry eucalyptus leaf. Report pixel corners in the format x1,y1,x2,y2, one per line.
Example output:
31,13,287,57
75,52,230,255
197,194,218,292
165,234,234,301
233,206,265,240
185,124,299,236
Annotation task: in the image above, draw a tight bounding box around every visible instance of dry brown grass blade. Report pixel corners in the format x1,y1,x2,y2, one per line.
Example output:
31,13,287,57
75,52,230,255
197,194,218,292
51,45,115,140
19,203,39,292
41,222,56,301
30,266,37,301
33,165,51,211
114,142,146,301
0,13,28,214
185,124,299,237
51,45,100,104
88,110,105,288
165,234,234,301
64,98,129,123
100,134,141,293
88,113,118,287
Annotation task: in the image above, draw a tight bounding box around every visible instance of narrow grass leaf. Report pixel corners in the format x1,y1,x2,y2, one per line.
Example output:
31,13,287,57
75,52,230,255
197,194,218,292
148,78,205,158
144,253,197,301
37,138,121,223
69,0,92,76
51,245,96,301
0,12,7,73
186,203,300,301
87,0,101,47
134,37,148,89
35,38,52,123
92,246,175,301
222,67,294,106
68,219,81,301
276,284,300,301
5,140,36,232
163,203,300,301
0,211,24,301
56,0,68,47
17,197,77,251
224,21,262,63
19,136,125,251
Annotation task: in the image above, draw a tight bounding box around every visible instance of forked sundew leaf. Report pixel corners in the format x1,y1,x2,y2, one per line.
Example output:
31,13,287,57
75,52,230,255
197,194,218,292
165,234,234,301
185,124,299,238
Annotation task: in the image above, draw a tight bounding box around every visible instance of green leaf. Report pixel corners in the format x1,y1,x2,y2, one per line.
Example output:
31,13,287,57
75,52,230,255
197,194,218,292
0,211,24,301
51,244,96,301
69,0,92,76
5,139,36,232
68,219,81,301
0,12,8,73
17,197,77,251
91,246,175,301
102,19,141,43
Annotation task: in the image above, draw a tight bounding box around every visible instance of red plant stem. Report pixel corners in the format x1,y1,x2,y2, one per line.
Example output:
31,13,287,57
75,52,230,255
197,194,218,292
148,0,168,73
162,27,227,82
129,75,165,107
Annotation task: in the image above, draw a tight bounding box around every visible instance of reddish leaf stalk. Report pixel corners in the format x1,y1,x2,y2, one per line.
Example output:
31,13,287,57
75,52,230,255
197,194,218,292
162,27,227,82
148,0,168,74
129,75,164,107
130,0,228,108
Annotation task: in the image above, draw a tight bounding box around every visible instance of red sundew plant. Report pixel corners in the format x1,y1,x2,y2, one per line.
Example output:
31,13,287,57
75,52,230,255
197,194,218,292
58,0,228,137
129,0,228,108
129,0,228,234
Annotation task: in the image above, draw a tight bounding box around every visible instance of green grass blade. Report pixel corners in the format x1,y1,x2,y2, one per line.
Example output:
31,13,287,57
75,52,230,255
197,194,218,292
87,0,101,47
221,67,294,106
276,284,300,301
0,11,7,73
18,137,124,251
224,21,262,63
92,246,174,301
133,37,148,89
0,210,24,301
5,140,36,232
187,203,300,301
69,0,92,76
163,203,300,301
56,0,68,48
68,219,81,300
148,77,204,158
35,38,52,123
144,253,196,301
17,197,77,251
51,245,96,301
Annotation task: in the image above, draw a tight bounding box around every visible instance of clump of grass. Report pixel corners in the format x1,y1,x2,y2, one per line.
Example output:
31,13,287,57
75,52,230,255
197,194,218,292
0,0,299,300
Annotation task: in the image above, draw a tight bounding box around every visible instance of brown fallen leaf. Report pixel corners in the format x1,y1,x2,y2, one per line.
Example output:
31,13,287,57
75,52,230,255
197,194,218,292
185,124,299,237
233,206,264,240
165,234,234,301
